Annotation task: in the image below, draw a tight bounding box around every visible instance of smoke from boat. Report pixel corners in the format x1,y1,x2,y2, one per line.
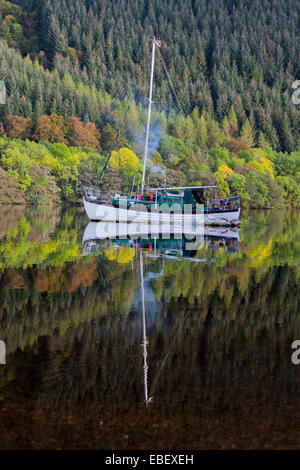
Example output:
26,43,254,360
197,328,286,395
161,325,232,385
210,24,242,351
133,124,166,177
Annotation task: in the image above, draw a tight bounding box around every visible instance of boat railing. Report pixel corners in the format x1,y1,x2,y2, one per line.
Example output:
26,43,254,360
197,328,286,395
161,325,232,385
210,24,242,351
224,195,240,210
84,186,141,204
83,186,113,203
83,186,101,200
206,195,240,211
114,192,135,200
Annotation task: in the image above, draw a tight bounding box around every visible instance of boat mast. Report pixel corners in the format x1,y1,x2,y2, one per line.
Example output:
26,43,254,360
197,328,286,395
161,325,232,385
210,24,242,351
141,37,160,195
140,250,149,404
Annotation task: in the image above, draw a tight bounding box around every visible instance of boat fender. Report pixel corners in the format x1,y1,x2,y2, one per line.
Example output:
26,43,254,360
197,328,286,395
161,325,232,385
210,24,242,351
222,217,231,228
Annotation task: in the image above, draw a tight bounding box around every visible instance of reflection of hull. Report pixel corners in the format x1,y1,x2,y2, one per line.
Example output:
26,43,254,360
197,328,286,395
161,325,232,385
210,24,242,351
82,221,240,243
82,221,240,259
83,199,240,226
205,210,240,225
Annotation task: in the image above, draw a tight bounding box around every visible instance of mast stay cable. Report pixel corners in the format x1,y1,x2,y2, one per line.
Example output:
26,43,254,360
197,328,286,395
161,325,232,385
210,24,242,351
157,47,187,118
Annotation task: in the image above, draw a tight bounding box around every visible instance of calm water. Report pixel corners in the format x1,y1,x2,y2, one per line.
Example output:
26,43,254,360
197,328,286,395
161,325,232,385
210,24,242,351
0,205,299,449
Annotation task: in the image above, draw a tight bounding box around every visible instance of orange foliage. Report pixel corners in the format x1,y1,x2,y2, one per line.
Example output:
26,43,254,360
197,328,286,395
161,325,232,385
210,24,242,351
5,115,32,139
33,114,67,143
229,137,251,153
67,117,100,151
85,122,101,151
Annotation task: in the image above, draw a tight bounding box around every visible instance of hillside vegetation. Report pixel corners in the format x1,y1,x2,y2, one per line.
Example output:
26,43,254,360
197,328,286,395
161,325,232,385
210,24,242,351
0,0,298,206
0,134,299,207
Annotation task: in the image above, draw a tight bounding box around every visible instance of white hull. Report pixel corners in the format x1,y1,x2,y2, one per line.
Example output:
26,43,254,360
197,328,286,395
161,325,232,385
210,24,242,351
83,199,240,226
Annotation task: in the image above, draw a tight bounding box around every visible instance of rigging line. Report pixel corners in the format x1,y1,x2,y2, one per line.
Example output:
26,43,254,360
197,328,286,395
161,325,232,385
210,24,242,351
241,215,271,227
148,311,189,399
157,47,186,118
98,129,120,185
98,102,131,185
148,351,170,400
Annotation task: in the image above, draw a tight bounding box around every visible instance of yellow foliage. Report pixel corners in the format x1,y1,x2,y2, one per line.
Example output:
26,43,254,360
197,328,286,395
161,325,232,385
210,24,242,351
259,157,274,178
249,148,268,159
218,164,234,178
110,147,139,170
249,157,274,178
247,239,273,268
214,170,230,195
105,247,116,261
105,246,135,264
5,15,15,22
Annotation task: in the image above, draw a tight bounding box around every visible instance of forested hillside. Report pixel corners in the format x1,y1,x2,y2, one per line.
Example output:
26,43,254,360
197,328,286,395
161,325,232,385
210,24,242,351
0,0,299,206
10,0,300,152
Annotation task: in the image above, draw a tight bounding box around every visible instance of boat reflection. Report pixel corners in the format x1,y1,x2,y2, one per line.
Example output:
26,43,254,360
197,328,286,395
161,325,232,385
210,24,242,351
82,221,240,405
82,221,240,261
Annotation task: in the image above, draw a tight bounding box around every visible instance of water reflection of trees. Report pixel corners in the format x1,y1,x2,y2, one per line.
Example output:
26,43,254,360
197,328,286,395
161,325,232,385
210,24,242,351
0,208,299,421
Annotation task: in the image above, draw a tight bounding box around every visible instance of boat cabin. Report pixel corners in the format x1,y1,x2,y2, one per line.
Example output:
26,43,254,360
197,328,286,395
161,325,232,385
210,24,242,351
109,185,240,215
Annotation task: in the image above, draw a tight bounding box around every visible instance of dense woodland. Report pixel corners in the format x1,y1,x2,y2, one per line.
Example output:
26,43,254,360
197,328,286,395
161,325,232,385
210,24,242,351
0,0,299,206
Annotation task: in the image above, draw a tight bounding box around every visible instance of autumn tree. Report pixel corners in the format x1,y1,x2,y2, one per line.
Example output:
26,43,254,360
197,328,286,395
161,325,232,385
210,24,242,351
84,122,101,151
110,147,139,170
67,117,100,150
33,114,67,143
5,115,32,139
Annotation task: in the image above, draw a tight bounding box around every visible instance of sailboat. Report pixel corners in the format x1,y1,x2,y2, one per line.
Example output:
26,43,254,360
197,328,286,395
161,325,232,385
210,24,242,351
83,38,241,226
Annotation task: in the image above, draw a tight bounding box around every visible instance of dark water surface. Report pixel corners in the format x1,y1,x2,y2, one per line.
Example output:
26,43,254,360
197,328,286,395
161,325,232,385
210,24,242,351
0,206,299,449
